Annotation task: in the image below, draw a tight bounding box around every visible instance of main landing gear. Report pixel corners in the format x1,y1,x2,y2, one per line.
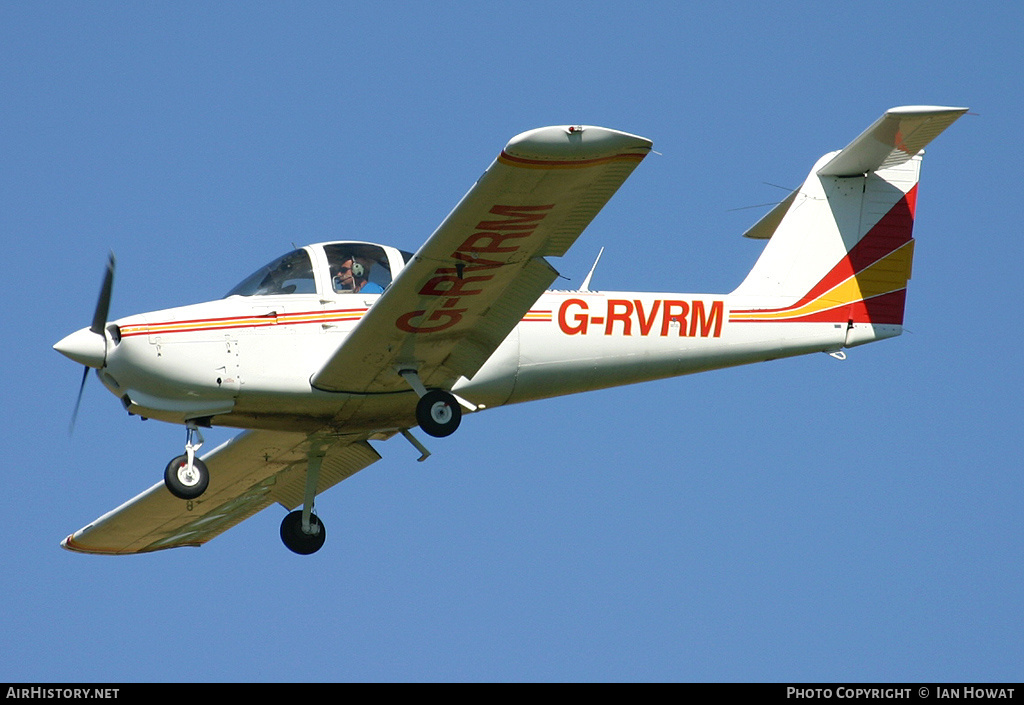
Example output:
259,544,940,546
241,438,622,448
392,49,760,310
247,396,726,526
399,369,462,438
280,509,326,555
278,440,332,555
160,372,466,554
276,374,464,555
164,422,210,500
276,374,465,555
415,389,461,438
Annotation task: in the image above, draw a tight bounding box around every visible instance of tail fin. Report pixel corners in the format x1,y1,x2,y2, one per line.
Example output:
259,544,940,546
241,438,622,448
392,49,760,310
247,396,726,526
730,106,966,346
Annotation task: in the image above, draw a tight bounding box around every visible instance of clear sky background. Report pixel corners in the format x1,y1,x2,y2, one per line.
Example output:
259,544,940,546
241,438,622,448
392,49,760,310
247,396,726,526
2,2,1020,683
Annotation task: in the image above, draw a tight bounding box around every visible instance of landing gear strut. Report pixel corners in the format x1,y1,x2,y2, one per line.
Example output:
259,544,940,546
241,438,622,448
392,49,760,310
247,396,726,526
164,422,210,500
280,440,329,555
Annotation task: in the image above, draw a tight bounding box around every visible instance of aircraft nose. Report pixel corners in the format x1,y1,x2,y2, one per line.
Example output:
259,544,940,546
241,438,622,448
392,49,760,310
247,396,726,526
53,327,107,368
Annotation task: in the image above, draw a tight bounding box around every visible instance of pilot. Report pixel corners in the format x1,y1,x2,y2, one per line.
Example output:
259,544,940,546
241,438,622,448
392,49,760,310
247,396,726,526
333,256,384,294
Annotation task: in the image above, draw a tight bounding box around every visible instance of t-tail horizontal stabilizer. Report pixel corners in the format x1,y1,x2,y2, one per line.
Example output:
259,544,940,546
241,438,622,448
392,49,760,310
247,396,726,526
743,106,967,240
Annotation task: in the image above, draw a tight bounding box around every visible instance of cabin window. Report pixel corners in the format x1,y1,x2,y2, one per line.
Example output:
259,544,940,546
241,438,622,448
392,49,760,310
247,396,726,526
224,249,317,297
323,244,393,294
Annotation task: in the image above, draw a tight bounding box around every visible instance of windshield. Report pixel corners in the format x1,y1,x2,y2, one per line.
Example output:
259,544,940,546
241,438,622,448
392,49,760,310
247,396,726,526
224,249,317,297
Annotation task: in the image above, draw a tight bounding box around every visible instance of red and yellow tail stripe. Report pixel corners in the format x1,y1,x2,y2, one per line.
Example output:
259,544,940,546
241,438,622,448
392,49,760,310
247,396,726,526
731,186,918,326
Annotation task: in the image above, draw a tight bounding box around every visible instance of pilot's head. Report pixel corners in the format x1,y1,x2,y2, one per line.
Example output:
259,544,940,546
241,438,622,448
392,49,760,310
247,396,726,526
334,256,369,292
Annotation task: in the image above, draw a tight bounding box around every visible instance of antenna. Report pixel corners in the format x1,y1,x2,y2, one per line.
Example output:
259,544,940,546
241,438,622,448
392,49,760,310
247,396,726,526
580,247,604,292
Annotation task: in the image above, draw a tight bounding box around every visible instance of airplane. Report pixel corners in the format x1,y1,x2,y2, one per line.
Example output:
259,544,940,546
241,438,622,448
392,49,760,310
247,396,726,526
54,106,967,555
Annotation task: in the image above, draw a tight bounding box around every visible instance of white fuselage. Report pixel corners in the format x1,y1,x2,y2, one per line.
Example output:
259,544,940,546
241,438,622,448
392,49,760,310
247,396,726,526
96,285,874,435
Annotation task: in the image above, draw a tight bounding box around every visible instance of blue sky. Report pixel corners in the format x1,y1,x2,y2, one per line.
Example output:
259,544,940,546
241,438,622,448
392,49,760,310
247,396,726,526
2,2,1021,682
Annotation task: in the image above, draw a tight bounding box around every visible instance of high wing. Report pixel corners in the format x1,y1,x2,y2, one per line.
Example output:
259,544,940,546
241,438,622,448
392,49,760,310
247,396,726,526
61,430,380,554
311,125,653,394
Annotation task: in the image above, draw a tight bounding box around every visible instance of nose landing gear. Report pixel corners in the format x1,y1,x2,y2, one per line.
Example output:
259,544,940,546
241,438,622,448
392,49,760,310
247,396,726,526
164,422,210,500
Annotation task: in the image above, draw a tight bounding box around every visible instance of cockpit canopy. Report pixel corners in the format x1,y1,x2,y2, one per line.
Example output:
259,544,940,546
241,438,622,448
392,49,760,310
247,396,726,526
224,249,316,297
224,242,413,298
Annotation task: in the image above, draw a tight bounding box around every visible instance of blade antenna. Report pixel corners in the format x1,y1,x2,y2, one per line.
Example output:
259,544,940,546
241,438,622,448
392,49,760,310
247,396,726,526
580,247,604,292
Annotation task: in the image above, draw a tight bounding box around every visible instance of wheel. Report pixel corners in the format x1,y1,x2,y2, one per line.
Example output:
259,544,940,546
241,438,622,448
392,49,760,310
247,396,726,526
164,455,210,500
416,389,462,438
280,510,327,555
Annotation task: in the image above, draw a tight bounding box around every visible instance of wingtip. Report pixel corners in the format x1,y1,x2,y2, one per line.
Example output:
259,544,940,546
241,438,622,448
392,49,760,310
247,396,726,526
503,125,652,162
60,531,113,555
886,105,970,117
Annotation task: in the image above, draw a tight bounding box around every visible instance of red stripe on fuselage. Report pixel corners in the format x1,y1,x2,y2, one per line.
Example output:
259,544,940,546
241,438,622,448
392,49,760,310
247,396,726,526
119,308,369,337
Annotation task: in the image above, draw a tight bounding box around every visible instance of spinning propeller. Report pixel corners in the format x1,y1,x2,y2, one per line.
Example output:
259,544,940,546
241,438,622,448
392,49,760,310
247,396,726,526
54,253,116,432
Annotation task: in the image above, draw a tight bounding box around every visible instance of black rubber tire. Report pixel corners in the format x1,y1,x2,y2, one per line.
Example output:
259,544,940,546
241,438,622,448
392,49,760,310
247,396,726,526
163,455,210,500
415,389,462,438
280,509,327,555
